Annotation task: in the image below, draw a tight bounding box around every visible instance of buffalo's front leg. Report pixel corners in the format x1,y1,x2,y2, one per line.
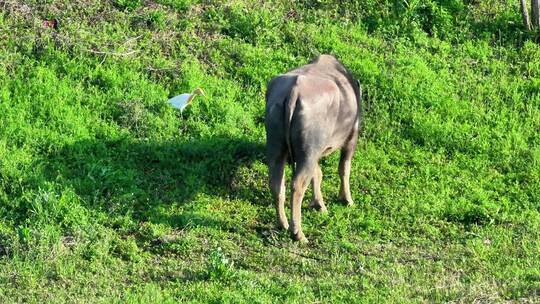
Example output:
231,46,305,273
309,164,327,212
338,132,358,206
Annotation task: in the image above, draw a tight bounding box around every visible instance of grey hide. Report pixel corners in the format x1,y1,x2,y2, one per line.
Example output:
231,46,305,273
265,54,363,243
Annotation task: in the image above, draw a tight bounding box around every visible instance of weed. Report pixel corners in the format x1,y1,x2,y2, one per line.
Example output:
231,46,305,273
206,247,236,282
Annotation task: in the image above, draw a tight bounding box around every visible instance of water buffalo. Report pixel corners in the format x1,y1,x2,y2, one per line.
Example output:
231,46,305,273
265,54,363,243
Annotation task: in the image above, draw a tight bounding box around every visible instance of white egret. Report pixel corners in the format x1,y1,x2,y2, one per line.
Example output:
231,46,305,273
168,88,205,112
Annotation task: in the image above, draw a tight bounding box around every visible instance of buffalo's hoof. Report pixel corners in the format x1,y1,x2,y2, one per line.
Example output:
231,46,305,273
309,200,328,213
290,231,308,243
276,220,289,231
338,195,354,207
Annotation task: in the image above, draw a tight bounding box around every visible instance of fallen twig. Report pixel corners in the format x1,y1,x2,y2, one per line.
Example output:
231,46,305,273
83,49,140,57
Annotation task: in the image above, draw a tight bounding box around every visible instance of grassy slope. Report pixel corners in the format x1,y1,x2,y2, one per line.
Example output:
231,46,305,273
0,0,539,302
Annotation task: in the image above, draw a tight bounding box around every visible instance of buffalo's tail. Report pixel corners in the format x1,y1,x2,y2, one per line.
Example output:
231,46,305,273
284,79,299,173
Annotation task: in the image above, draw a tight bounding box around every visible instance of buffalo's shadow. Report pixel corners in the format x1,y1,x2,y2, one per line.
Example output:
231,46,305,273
45,135,266,228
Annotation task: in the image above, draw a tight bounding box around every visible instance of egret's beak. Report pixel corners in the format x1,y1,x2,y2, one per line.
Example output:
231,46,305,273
192,88,206,97
186,88,205,105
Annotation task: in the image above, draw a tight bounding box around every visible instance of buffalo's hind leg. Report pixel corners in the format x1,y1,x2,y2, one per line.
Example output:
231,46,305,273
289,159,316,243
338,131,358,207
268,147,289,230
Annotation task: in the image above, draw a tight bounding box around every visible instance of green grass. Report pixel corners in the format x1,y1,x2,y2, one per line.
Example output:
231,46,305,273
0,0,539,302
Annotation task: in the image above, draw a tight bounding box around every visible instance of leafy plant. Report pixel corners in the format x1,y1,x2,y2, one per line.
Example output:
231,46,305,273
206,247,236,282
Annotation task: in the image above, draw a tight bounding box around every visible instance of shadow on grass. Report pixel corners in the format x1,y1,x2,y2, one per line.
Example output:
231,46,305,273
43,135,266,229
468,14,534,47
